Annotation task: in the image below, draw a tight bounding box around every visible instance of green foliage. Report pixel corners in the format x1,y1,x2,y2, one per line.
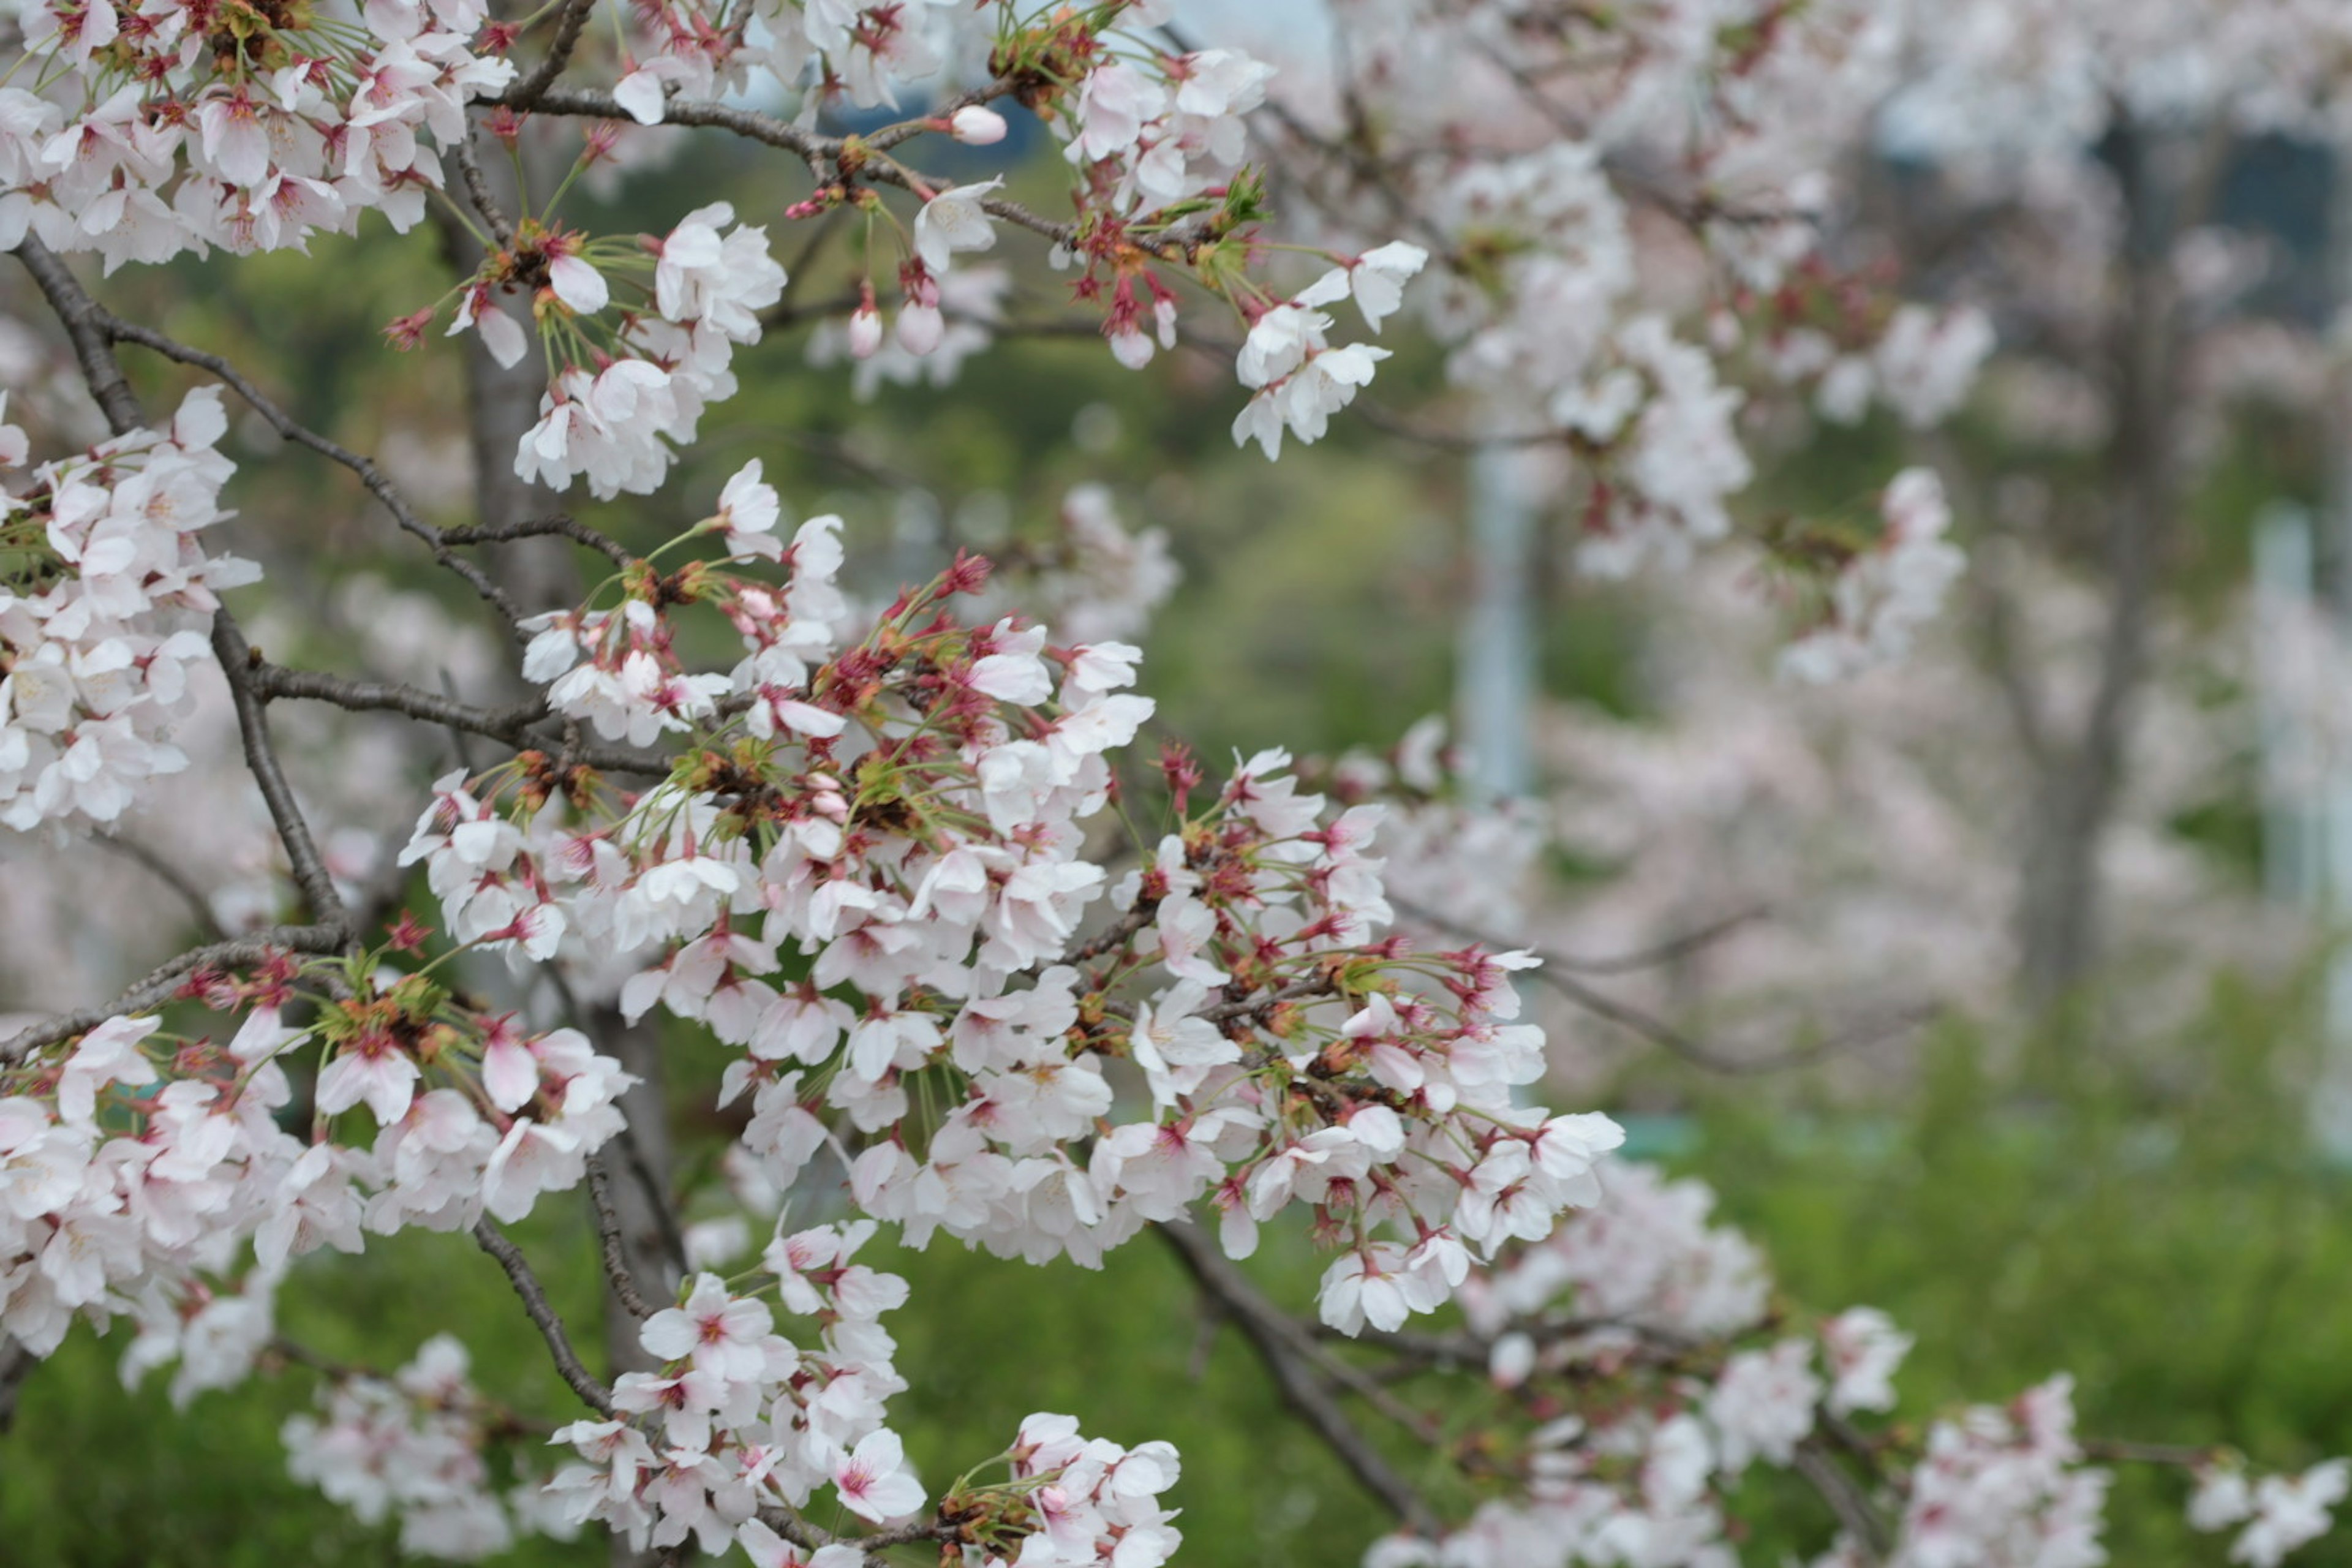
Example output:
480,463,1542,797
1694,968,2352,1564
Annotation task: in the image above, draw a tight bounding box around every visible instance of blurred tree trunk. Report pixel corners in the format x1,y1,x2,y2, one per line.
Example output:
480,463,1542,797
2010,119,2204,1009
435,136,677,1568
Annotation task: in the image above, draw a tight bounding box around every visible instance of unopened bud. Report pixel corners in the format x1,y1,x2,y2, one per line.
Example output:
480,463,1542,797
848,302,884,359
949,105,1009,145
897,301,945,356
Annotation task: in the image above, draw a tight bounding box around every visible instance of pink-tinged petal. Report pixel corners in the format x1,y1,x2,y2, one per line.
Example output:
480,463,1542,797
613,68,667,126
639,1306,700,1362
549,254,609,315
478,306,529,369
766,697,846,738
481,1033,539,1112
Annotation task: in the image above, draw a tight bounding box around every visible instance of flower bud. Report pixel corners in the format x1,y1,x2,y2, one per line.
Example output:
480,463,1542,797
949,105,1009,145
897,302,945,356
848,302,883,359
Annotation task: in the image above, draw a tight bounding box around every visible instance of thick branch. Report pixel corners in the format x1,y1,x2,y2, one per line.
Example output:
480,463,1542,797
13,236,143,434
492,0,598,110
1199,974,1341,1025
453,127,518,249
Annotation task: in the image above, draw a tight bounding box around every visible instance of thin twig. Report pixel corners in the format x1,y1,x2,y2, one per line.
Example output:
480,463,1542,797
1508,905,1771,976
520,89,1212,261
586,1155,659,1321
93,833,230,941
612,1118,692,1276
0,925,345,1065
472,1219,616,1417
440,513,635,567
99,315,527,627
211,611,353,933
1154,1219,1442,1536
2080,1437,2223,1466
1390,895,1931,1075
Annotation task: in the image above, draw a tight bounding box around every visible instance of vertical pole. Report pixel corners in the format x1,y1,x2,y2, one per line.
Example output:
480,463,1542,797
2255,503,2318,905
2315,140,2352,1156
1458,446,1539,804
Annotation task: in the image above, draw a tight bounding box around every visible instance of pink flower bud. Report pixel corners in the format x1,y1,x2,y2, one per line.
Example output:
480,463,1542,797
949,105,1009,146
897,302,945,356
848,303,884,359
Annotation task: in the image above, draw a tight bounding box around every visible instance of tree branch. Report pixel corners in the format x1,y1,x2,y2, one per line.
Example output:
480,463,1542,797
98,314,528,627
0,925,346,1065
472,1218,617,1417
453,125,518,249
586,1154,659,1321
211,611,354,933
1154,1219,1442,1536
1793,1436,1891,1563
12,236,143,434
440,513,635,567
492,0,599,110
250,661,550,737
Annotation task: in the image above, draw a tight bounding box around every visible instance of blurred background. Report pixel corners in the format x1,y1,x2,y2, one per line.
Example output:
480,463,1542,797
9,8,2352,1560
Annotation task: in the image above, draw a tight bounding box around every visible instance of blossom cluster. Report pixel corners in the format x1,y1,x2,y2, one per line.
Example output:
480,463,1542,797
421,199,788,499
391,469,1630,1352
285,1334,568,1558
0,965,631,1364
0,388,254,831
1229,246,1427,459
1778,467,1968,683
548,1231,913,1556
1,0,509,266
2192,1458,2352,1568
537,1232,1187,1567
